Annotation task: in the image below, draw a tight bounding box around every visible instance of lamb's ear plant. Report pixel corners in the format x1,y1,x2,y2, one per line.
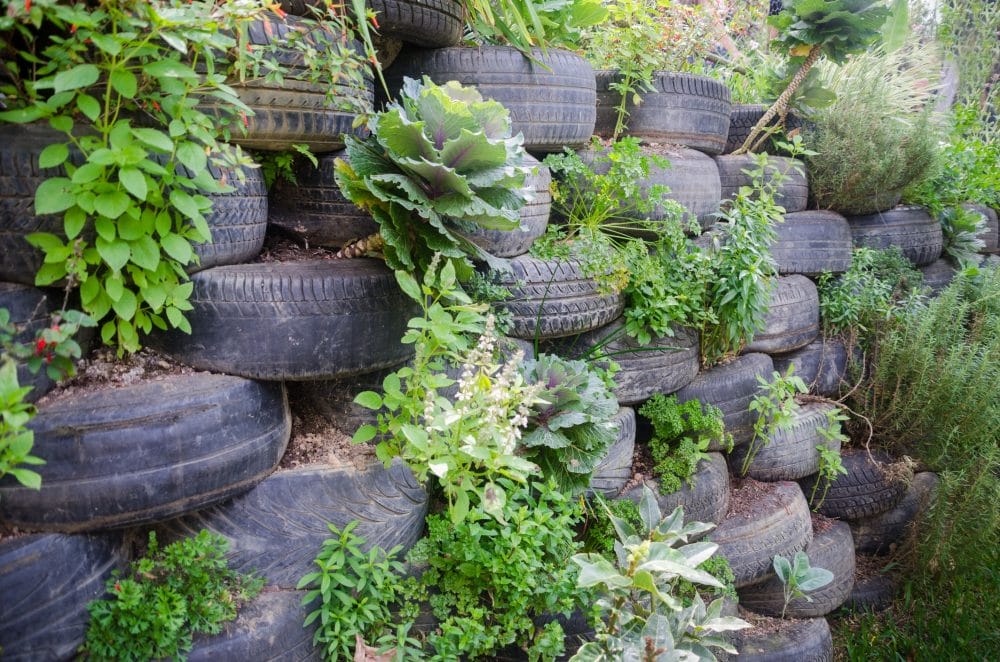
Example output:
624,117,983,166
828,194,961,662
571,486,749,660
334,76,533,278
772,551,835,618
741,367,808,476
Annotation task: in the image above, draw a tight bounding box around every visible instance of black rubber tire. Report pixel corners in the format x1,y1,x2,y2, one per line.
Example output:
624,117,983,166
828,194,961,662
710,481,813,588
0,374,290,532
497,255,624,340
385,46,596,152
0,124,87,286
771,337,850,398
553,319,699,405
0,282,57,402
731,614,833,662
961,202,999,251
844,561,897,613
730,403,842,482
624,452,731,525
771,210,854,276
148,259,416,380
268,150,379,250
368,0,464,48
745,275,819,354
192,163,269,272
594,70,731,154
799,449,910,520
188,589,320,661
465,154,551,258
156,460,428,589
723,104,804,155
589,407,636,497
850,472,938,556
0,533,123,661
919,259,957,296
846,205,943,267
738,519,855,618
674,352,775,448
715,155,808,213
213,15,373,153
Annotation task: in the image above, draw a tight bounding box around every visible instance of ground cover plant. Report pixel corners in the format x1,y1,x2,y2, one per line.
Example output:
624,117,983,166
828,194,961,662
639,394,729,494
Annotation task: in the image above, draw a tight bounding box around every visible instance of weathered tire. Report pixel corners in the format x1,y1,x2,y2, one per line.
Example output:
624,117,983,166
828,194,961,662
624,452,731,525
919,259,957,295
850,472,938,556
675,353,775,448
589,407,636,497
799,449,910,520
844,561,897,613
738,519,855,617
210,15,372,152
745,275,819,354
268,150,378,249
554,319,699,405
730,403,842,482
148,259,416,380
465,154,552,258
0,282,57,402
0,533,122,661
771,210,854,276
723,104,804,155
771,337,850,398
594,70,731,154
497,255,624,340
961,202,999,250
193,163,270,271
715,155,808,213
0,375,290,532
367,0,464,48
156,460,427,588
731,614,833,662
188,589,320,661
846,205,943,267
709,481,813,588
385,46,596,152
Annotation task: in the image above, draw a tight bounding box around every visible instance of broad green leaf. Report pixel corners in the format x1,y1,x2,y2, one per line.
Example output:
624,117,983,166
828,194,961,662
638,483,661,533
95,237,130,272
637,559,724,588
118,167,147,201
38,143,69,169
9,468,42,490
571,553,631,589
354,391,383,410
161,235,193,264
129,235,161,271
34,177,75,215
177,142,208,176
169,189,204,221
0,106,49,123
394,271,422,303
52,64,100,93
76,94,100,122
797,567,835,592
352,425,377,444
95,191,131,219
773,555,792,583
132,127,174,153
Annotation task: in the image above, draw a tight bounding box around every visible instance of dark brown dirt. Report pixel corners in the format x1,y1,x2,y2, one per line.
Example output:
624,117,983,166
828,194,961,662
36,346,199,405
726,477,779,519
279,401,376,471
0,522,29,544
617,440,655,496
811,511,837,535
737,607,797,636
854,553,896,582
255,232,339,263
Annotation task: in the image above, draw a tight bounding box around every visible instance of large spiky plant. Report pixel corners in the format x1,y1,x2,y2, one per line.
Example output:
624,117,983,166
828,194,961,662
334,76,533,276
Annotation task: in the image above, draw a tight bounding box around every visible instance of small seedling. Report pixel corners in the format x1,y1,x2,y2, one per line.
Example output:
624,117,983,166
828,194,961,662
773,551,835,618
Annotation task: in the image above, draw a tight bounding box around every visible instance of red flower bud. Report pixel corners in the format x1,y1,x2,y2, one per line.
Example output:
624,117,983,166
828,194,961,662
114,582,122,593
35,338,46,355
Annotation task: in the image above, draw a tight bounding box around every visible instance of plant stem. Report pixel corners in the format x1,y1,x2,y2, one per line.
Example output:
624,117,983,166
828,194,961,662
734,44,822,155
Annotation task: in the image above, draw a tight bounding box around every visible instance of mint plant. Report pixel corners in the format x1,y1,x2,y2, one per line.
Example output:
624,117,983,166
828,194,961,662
81,530,263,661
772,551,835,618
297,521,405,662
741,366,809,476
334,76,534,277
571,486,749,660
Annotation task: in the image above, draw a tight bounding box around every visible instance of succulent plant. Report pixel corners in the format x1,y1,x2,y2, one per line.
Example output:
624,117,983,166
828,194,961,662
334,76,534,276
520,353,619,493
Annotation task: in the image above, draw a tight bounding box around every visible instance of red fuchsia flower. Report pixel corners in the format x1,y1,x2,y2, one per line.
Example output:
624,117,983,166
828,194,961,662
35,338,46,356
241,111,249,128
24,1,30,12
370,15,380,29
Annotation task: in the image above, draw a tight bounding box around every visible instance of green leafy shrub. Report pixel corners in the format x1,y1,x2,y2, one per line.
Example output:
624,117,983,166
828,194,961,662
639,394,729,495
297,521,405,662
335,76,533,277
81,530,263,661
406,478,586,661
519,353,619,494
741,367,808,476
817,247,925,337
571,486,748,660
802,45,941,214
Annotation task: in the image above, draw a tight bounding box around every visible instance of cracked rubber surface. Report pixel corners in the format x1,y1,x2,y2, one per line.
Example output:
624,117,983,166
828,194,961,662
731,614,833,661
0,375,290,532
770,210,853,276
730,403,842,482
624,452,730,525
157,460,427,588
799,449,910,520
919,259,957,296
850,472,938,556
589,407,636,497
745,275,819,354
772,337,851,398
